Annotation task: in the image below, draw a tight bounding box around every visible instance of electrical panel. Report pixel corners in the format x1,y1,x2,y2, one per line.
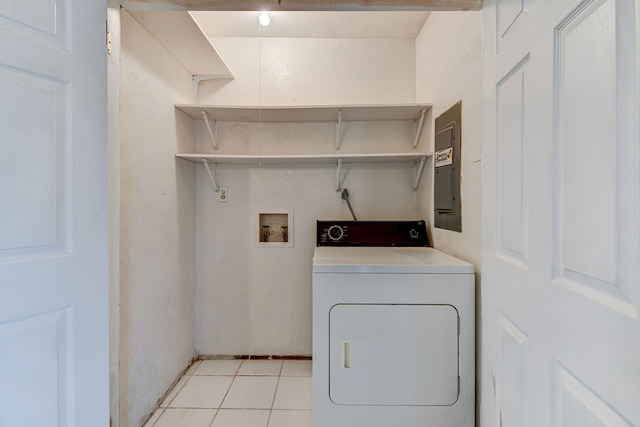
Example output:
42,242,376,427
434,102,462,232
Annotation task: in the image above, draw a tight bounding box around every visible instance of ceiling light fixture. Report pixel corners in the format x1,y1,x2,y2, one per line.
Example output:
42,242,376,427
259,11,270,27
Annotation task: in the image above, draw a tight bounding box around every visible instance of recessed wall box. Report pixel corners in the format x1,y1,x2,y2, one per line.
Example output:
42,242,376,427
256,209,293,248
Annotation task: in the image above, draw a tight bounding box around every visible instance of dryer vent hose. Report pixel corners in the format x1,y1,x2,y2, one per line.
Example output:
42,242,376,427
341,188,358,221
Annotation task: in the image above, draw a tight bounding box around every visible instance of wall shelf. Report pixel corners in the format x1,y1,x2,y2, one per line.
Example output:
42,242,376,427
177,152,432,192
129,12,233,78
176,152,431,165
129,11,235,102
176,103,431,152
176,103,432,192
175,104,430,123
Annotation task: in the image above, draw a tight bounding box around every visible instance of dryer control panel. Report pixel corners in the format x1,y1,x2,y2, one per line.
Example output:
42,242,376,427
317,220,428,247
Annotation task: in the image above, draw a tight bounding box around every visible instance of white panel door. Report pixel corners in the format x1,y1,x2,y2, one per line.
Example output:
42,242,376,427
483,0,639,426
0,1,109,426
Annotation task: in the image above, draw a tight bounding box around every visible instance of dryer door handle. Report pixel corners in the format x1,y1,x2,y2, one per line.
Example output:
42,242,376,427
341,340,352,369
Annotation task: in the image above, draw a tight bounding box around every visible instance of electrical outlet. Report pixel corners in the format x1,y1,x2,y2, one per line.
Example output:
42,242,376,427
218,186,229,202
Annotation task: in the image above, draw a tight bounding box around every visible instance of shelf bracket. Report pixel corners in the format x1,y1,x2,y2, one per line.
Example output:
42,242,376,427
336,158,343,191
336,109,343,150
201,109,219,150
202,159,220,192
413,108,428,149
192,74,233,103
412,156,427,191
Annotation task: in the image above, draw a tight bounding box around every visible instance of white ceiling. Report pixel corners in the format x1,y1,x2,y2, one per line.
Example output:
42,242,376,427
191,11,431,39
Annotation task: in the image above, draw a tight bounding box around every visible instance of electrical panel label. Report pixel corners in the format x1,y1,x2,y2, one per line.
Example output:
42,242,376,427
435,147,453,167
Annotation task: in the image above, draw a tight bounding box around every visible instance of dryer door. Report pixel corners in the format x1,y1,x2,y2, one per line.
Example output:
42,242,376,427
329,304,459,406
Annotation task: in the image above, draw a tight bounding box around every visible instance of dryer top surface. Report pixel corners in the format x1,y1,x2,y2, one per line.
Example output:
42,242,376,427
312,246,474,274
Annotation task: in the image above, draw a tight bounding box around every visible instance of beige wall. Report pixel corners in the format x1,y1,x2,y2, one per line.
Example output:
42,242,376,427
119,10,197,427
415,11,483,424
416,11,483,271
194,37,424,355
198,38,417,106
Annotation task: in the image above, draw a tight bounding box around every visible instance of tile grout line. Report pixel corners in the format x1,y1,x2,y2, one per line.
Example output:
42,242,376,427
164,360,199,408
149,359,310,427
148,359,201,425
207,360,242,427
145,407,164,427
265,360,285,427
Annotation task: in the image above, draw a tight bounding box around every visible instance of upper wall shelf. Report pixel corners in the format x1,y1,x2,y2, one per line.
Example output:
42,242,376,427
175,152,431,165
129,11,234,101
175,104,431,123
176,104,431,150
129,11,233,77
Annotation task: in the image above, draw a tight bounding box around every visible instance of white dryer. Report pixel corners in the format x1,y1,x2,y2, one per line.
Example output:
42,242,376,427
312,220,475,427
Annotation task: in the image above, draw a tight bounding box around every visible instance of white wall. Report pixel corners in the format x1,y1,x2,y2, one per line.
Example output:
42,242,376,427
198,38,416,105
195,37,425,355
119,11,196,427
107,2,121,425
415,11,483,270
415,11,483,425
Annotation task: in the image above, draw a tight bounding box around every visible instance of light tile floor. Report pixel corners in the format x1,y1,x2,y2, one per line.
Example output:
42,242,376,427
143,359,312,427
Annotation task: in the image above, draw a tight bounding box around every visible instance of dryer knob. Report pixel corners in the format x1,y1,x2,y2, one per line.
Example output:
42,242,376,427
328,225,344,241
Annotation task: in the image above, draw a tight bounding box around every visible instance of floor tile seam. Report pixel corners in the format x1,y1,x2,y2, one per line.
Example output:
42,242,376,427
144,407,164,427
216,408,272,412
210,367,240,425
206,408,219,427
273,376,313,410
166,374,237,409
193,359,242,377
165,404,223,410
266,366,285,427
194,373,249,377
237,373,281,376
238,359,283,377
159,368,193,408
186,360,202,375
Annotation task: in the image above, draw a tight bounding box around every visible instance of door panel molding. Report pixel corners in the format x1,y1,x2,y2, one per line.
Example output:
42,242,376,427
0,0,69,49
553,361,633,427
496,0,529,52
497,312,528,427
0,64,71,262
553,0,639,313
496,54,530,269
0,307,73,426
